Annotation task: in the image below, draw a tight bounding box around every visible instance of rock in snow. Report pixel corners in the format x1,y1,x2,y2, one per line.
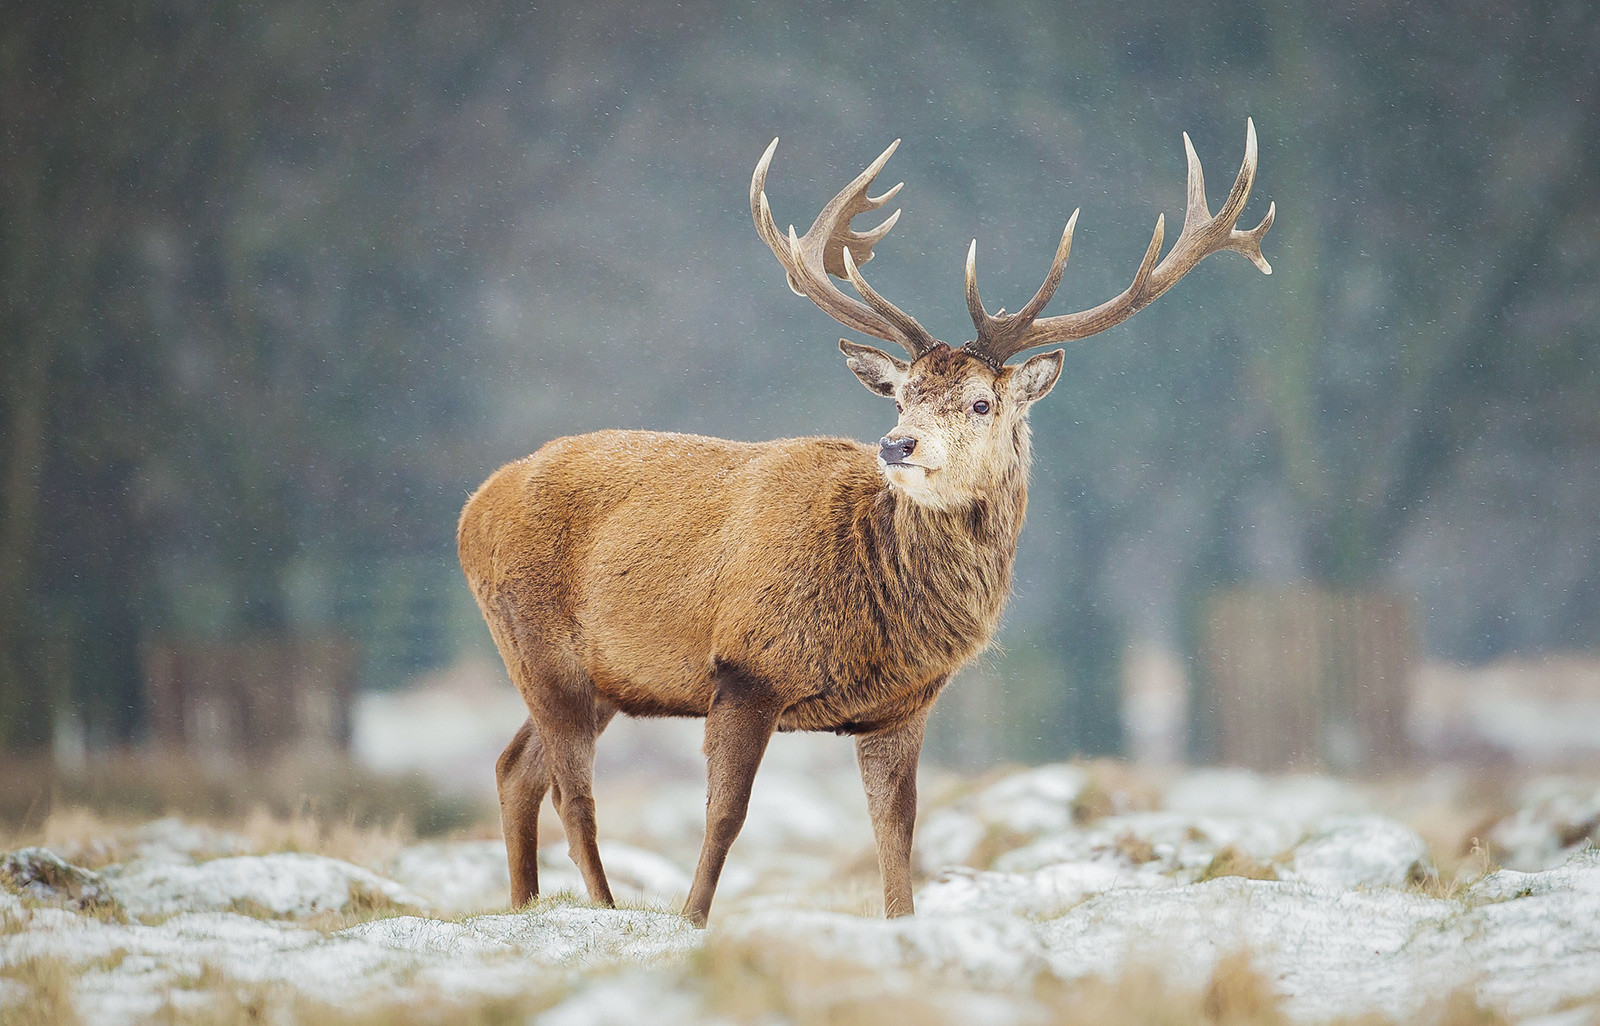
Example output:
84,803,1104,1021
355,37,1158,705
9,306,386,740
4,765,1600,1024
0,848,122,917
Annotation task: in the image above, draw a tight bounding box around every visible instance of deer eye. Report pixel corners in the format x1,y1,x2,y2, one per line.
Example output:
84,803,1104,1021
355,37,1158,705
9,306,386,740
971,398,991,415
894,401,903,413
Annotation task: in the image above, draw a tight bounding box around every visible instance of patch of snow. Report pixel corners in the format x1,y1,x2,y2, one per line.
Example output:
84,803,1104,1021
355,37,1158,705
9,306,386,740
9,764,1600,1024
388,839,511,913
918,861,1164,917
724,909,1048,990
118,817,253,864
916,764,1090,869
1489,779,1600,871
345,905,698,966
969,764,1091,834
533,971,718,1026
103,852,427,921
5,898,696,1025
592,842,693,901
0,977,27,1011
1037,878,1467,1022
993,810,1299,880
351,662,529,797
916,807,990,871
530,842,693,905
1280,816,1433,891
739,768,872,853
1463,851,1600,1018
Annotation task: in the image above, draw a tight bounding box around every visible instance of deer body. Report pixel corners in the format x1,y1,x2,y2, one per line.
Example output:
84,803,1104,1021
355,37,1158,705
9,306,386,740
461,425,1023,733
462,126,1272,926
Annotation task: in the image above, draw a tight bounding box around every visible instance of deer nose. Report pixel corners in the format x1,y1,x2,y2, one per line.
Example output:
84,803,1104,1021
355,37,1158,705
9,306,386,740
878,435,917,464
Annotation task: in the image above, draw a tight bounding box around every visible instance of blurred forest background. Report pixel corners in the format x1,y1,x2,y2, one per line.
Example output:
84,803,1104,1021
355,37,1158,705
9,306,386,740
2,0,1596,768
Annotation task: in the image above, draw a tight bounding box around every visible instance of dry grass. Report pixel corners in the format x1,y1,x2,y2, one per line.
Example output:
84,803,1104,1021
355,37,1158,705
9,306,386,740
0,936,1522,1026
0,955,81,1026
1035,953,1292,1026
1196,845,1281,883
1113,830,1160,865
234,806,418,867
697,929,933,1025
1369,768,1517,889
1409,989,1513,1026
965,822,1034,870
1414,840,1499,901
0,751,497,883
125,956,565,1026
8,805,422,881
0,751,490,848
1073,759,1162,824
292,994,549,1026
698,932,1306,1026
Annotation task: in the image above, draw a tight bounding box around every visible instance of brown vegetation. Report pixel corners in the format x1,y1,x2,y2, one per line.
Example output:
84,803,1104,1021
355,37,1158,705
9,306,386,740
0,752,488,861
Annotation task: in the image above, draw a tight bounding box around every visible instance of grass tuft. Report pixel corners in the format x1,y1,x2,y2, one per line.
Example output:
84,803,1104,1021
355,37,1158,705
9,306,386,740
0,955,81,1026
1203,950,1284,1025
966,823,1033,870
1417,840,1498,901
1411,987,1512,1026
302,880,424,933
1113,831,1159,866
1197,846,1280,883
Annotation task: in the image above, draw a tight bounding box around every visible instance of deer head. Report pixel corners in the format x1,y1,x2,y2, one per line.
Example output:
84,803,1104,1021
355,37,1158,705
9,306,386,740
751,124,1275,509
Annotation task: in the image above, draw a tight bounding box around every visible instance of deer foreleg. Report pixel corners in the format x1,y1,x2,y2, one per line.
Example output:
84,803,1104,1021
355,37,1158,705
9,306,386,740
855,706,929,918
683,666,783,927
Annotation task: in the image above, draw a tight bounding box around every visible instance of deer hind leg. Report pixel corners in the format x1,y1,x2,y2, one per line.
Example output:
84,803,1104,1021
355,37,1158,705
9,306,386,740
682,661,784,928
855,706,930,918
481,595,618,909
496,718,548,907
535,695,617,908
497,704,618,910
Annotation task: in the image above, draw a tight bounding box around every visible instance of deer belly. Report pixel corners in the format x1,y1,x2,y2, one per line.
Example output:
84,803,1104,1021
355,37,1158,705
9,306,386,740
776,675,945,735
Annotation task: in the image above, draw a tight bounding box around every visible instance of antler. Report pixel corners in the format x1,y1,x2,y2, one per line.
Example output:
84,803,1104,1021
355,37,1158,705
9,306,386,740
752,138,940,359
962,119,1276,368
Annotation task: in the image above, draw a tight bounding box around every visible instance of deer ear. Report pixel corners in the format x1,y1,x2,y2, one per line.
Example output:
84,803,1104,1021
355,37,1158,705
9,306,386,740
1005,350,1064,404
839,340,910,397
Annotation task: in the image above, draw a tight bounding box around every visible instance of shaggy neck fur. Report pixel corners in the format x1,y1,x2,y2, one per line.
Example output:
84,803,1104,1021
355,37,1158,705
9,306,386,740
847,422,1032,675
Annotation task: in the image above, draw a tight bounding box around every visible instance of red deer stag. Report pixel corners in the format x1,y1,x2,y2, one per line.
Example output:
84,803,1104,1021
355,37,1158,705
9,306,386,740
459,122,1274,926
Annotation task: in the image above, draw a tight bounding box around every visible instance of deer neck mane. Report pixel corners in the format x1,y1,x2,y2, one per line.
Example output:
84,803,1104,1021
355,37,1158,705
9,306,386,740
850,429,1031,666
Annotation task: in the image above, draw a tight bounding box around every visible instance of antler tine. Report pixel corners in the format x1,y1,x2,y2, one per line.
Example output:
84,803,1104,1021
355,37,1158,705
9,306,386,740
1182,131,1209,228
1229,201,1275,275
963,211,1082,358
965,240,989,335
751,138,939,358
841,245,932,349
961,119,1274,366
1013,212,1079,323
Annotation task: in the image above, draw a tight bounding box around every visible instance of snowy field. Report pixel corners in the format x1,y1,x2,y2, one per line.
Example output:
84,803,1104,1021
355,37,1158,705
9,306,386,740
5,750,1600,1025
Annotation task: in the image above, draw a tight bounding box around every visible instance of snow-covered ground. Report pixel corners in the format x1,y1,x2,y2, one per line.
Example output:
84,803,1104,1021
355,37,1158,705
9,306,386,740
5,760,1600,1024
